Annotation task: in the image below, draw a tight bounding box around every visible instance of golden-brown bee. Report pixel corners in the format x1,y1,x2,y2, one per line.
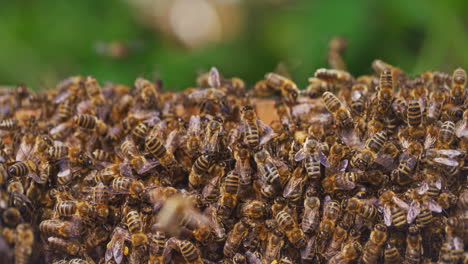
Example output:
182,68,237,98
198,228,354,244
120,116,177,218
85,76,105,106
240,106,260,149
322,91,353,129
145,135,176,169
275,209,305,248
379,190,409,228
0,118,19,130
2,207,22,227
438,236,464,264
449,67,466,105
301,192,320,234
322,172,361,193
15,223,34,264
264,72,300,104
254,147,281,185
405,225,422,264
91,149,113,162
148,231,166,263
373,69,394,116
295,136,329,180
190,154,213,189
264,230,284,263
202,116,223,153
406,100,422,128
7,160,38,180
342,197,379,221
315,68,353,85
306,77,333,97
125,209,148,247
329,241,362,264
362,224,387,264
39,219,81,238
47,236,82,255
135,77,159,107
105,226,131,264
350,149,375,170
240,200,265,220
328,36,347,71
318,197,341,241
55,200,91,218
186,115,202,155
366,130,387,154
73,114,107,135
406,186,442,227
111,177,145,200
223,219,250,257
218,171,239,219
437,121,455,148
233,144,253,186
383,241,403,264
283,167,307,203
324,222,349,260
163,237,203,264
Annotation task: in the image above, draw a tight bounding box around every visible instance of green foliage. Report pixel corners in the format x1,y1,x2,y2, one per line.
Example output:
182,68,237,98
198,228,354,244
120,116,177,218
0,0,466,90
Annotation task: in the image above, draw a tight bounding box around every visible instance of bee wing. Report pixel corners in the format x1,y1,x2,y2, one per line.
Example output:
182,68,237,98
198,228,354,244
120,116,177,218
437,149,464,158
292,103,312,117
418,182,429,195
374,153,396,170
16,141,33,161
340,130,362,149
119,162,134,178
392,196,409,211
258,121,276,146
407,200,420,224
339,159,349,172
294,148,307,162
208,67,221,88
423,135,436,150
283,174,305,197
57,159,71,178
53,89,71,104
455,119,467,138
187,89,207,102
301,235,316,259
113,238,125,264
383,205,392,226
433,157,459,167
318,151,330,167
188,115,201,135
165,130,179,154
426,199,442,213
323,195,331,206
202,176,220,198
27,173,42,183
136,158,160,175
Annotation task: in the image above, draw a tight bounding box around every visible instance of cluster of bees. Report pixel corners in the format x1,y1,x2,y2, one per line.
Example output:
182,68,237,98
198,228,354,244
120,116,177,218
0,41,467,264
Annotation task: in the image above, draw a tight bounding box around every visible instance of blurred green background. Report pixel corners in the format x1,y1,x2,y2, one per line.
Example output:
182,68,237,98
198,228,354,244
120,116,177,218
0,0,467,91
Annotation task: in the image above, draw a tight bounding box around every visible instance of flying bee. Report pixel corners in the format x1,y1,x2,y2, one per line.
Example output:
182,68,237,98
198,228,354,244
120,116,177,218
145,134,177,169
188,154,213,188
264,72,300,103
342,197,379,221
111,177,145,200
379,190,409,228
405,225,422,264
105,226,131,264
449,67,466,105
223,219,250,257
406,185,442,227
163,237,203,264
362,224,387,264
322,91,354,129
275,209,305,248
15,224,34,264
218,171,239,219
372,59,404,81
73,114,107,135
322,172,362,193
328,36,347,71
301,192,320,234
328,241,362,264
294,136,330,180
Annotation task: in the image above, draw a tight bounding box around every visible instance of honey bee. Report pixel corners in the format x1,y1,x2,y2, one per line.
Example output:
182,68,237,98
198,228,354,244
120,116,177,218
322,172,362,193
105,226,131,264
372,59,404,81
300,192,320,234
342,197,379,221
145,135,177,169
315,68,353,85
223,219,250,257
373,69,394,116
148,231,166,263
135,77,159,108
124,209,148,247
295,136,330,180
406,185,442,227
391,141,422,186
233,144,253,186
264,230,284,263
322,91,354,129
449,67,466,105
405,225,422,264
437,121,455,148
218,171,239,219
383,241,403,264
111,177,145,200
39,219,81,238
306,77,333,97
202,116,223,154
15,223,34,264
264,72,300,103
324,222,349,260
73,114,107,135
254,147,282,185
275,209,305,248
55,200,91,218
379,190,409,228
328,36,347,71
362,224,387,264
47,236,83,255
318,197,341,241
84,76,105,107
329,241,362,264
162,238,203,264
283,167,307,202
188,154,213,188
7,160,39,182
240,200,265,220
438,235,464,264
186,115,202,156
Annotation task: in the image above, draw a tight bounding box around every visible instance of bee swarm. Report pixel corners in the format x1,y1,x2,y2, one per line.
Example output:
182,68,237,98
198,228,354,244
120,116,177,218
0,61,466,264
